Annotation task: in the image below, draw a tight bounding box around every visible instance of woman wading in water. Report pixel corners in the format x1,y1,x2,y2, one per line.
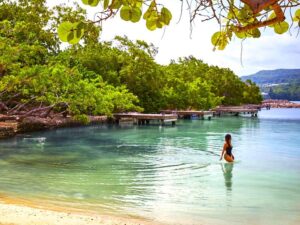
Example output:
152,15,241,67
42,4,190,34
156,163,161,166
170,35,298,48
220,134,235,162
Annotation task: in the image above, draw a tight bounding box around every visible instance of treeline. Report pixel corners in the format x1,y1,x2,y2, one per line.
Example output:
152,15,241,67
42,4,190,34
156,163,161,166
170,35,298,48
268,84,300,101
0,0,262,121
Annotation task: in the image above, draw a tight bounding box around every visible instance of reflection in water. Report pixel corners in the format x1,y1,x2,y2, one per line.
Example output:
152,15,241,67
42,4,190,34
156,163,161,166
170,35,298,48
0,114,300,225
222,163,234,191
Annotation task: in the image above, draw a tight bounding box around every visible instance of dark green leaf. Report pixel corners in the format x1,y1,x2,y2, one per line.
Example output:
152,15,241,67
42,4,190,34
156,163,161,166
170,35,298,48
120,6,131,21
274,21,289,34
131,7,142,23
82,0,100,7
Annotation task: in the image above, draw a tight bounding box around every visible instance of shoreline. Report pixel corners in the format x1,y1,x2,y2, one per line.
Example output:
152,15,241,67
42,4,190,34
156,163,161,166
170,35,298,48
0,115,108,139
0,195,163,225
1,104,300,139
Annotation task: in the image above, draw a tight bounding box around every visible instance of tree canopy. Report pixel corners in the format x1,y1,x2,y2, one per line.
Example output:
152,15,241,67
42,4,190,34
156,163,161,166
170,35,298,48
55,0,300,50
0,0,262,122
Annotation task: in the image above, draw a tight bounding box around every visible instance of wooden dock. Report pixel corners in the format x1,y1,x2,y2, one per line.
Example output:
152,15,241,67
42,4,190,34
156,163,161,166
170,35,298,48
113,113,177,125
161,110,214,120
214,106,258,117
262,100,300,109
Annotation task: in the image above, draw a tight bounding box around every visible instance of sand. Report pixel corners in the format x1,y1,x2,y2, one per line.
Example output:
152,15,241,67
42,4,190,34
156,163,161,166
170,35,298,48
0,198,162,225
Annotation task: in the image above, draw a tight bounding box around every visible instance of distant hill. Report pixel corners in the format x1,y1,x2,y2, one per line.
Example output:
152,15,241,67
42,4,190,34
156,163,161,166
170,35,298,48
241,69,300,85
241,69,300,101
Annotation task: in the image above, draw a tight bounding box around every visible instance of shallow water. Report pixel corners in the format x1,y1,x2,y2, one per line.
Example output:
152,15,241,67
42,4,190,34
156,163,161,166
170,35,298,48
0,108,300,225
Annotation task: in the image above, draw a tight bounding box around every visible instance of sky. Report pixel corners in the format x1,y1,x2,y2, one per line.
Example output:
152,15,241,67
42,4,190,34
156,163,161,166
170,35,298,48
48,0,300,76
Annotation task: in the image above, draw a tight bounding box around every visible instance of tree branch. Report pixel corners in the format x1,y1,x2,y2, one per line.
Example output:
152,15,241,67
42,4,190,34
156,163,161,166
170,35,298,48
236,3,285,32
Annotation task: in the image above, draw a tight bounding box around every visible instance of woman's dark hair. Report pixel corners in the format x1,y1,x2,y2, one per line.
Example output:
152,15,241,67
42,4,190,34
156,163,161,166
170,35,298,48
225,134,232,146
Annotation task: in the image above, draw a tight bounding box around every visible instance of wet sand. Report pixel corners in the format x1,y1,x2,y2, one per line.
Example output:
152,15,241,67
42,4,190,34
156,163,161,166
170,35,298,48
1,198,300,225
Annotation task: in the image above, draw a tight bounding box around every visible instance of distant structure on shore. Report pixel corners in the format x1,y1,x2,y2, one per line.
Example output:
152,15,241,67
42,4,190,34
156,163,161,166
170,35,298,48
262,99,300,108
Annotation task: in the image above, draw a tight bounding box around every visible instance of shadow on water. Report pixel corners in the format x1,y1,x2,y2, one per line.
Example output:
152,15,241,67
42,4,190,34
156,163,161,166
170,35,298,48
221,163,234,192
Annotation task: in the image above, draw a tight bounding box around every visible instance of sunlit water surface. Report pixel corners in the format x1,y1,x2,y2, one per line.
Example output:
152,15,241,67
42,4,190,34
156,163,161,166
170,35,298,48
0,108,300,225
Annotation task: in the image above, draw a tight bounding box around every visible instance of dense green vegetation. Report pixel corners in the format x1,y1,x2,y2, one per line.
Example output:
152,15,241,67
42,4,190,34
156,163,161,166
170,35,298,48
241,69,300,100
0,0,262,121
267,84,300,100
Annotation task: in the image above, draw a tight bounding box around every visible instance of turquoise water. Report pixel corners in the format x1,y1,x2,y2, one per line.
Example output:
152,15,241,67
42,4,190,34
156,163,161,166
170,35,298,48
0,108,300,225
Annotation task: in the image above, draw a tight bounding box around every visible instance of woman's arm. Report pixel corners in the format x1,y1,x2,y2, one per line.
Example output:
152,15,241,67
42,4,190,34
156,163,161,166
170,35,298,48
220,143,226,160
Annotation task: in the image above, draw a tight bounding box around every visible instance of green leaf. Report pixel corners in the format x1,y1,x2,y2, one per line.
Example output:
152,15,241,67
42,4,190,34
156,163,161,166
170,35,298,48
227,8,238,20
293,9,300,22
58,22,73,42
218,41,227,50
234,31,247,39
211,31,222,46
143,10,151,20
131,7,142,23
57,22,84,44
110,0,122,9
250,28,261,38
144,10,158,21
67,32,74,42
68,35,82,44
146,19,157,31
268,13,276,27
143,1,156,20
156,20,163,28
211,31,228,50
103,0,110,9
77,22,86,31
120,6,142,23
160,7,172,25
237,6,254,24
120,6,131,21
149,0,156,9
134,0,143,8
75,27,83,39
82,0,100,7
274,21,289,34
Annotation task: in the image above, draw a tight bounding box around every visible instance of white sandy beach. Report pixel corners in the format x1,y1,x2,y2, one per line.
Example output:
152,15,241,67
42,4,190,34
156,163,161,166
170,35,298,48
0,201,162,225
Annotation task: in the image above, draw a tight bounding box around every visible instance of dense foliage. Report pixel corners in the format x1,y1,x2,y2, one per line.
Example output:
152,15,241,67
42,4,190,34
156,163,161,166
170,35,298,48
242,69,300,101
56,0,300,50
0,0,141,120
266,84,300,100
0,0,262,121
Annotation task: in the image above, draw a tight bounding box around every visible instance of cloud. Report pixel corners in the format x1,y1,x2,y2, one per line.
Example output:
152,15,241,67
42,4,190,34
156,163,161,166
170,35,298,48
234,34,300,75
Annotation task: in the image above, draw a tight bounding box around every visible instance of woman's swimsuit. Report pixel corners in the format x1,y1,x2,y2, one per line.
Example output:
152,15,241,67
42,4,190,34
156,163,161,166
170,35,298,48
226,145,234,159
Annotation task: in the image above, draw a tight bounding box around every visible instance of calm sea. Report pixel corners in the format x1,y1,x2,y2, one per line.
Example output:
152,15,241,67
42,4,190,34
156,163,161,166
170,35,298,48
0,108,299,225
